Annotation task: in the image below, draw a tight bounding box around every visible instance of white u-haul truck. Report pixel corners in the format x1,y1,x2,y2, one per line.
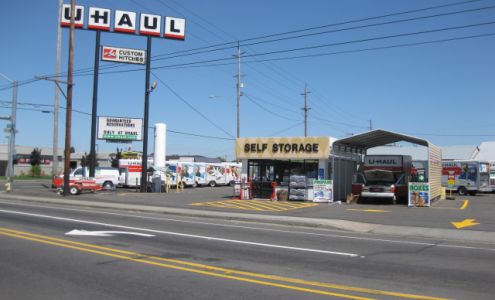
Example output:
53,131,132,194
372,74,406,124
441,160,491,195
118,158,153,187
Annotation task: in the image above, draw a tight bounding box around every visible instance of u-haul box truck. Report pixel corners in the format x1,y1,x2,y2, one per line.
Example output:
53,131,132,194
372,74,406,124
442,160,491,195
118,158,153,187
358,155,412,204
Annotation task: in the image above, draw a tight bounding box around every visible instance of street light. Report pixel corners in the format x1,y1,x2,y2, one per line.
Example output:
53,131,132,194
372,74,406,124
0,73,17,192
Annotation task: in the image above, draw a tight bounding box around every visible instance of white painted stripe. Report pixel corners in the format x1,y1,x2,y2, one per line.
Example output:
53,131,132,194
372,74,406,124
0,209,360,258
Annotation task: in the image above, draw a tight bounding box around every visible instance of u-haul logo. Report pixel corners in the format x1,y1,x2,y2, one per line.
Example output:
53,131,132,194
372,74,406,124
103,48,117,59
60,4,186,40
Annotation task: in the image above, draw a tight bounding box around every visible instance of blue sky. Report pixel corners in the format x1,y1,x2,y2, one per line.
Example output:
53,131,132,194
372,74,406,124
0,0,494,160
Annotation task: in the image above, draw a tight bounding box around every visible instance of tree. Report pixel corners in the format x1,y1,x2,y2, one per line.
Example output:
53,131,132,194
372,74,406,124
29,148,42,177
110,148,123,168
81,152,98,168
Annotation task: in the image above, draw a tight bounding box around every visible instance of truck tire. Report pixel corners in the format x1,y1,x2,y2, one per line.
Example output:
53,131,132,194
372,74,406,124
209,181,216,187
458,186,468,196
69,186,80,195
103,181,114,190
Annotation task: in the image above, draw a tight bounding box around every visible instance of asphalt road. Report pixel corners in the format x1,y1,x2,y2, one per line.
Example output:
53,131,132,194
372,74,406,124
1,199,494,299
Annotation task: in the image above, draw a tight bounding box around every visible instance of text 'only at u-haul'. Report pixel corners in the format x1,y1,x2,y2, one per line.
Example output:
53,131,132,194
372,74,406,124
60,4,186,40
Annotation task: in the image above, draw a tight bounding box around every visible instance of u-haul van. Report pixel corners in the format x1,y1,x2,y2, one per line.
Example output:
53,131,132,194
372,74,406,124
442,160,491,195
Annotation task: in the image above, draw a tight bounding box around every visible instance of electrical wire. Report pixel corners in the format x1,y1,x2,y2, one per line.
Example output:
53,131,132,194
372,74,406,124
151,71,236,139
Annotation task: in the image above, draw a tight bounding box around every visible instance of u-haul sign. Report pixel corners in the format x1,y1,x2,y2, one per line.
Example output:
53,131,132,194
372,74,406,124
60,4,186,40
102,46,146,65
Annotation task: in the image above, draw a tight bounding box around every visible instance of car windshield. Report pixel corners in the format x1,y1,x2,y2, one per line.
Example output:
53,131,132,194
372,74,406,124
364,170,395,184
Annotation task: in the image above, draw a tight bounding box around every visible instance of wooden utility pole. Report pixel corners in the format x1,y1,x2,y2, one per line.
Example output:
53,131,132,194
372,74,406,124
301,84,311,137
63,0,75,196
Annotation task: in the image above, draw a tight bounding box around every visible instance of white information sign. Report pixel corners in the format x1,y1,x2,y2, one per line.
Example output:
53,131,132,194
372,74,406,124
101,46,146,65
98,117,143,141
312,180,333,203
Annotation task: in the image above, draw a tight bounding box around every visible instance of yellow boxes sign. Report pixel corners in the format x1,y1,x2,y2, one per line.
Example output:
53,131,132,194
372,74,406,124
236,137,331,160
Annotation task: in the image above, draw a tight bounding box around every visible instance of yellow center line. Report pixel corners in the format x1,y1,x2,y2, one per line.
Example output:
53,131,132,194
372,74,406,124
460,200,469,210
0,227,449,300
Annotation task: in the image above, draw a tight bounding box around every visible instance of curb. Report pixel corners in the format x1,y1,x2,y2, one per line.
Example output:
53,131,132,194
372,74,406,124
2,193,495,244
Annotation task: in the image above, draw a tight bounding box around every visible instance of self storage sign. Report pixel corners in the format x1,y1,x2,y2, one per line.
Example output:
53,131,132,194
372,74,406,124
102,46,145,65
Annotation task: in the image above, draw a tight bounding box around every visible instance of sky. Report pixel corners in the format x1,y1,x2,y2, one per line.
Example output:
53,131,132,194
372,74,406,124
0,0,494,161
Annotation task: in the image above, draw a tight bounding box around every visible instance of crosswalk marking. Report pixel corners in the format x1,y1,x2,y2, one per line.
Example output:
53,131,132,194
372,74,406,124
191,200,318,212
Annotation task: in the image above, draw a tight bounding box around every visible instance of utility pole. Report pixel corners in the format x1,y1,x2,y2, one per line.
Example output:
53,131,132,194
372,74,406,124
53,0,62,176
369,119,373,131
63,0,75,196
235,41,243,139
301,84,311,137
0,73,17,192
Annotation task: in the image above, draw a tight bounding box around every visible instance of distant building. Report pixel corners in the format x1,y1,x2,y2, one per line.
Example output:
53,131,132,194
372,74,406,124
471,141,495,161
0,144,114,176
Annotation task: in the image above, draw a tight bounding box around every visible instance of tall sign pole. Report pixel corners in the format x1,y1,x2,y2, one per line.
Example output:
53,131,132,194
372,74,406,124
89,30,101,178
140,36,152,192
63,0,75,196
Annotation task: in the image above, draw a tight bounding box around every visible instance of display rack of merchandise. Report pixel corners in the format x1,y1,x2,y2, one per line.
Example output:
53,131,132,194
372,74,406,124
289,175,306,200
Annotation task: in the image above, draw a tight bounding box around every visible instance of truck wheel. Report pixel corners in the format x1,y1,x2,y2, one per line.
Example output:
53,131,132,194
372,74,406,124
103,181,114,190
209,181,216,187
69,186,80,195
458,186,468,196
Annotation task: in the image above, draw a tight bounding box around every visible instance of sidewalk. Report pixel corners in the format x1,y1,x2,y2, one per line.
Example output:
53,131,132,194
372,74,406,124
2,182,495,244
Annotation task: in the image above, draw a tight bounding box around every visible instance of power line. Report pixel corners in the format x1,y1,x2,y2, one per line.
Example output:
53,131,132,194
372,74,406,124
86,22,495,77
243,31,495,64
151,71,236,139
239,0,485,43
242,20,495,59
167,129,235,141
244,94,301,121
268,122,305,137
240,4,495,48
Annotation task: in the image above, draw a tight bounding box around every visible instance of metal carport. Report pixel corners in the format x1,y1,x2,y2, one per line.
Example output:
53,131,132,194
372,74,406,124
331,129,442,203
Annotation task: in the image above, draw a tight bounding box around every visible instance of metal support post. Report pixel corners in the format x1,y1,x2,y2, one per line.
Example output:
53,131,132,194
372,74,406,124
140,36,152,192
89,30,101,178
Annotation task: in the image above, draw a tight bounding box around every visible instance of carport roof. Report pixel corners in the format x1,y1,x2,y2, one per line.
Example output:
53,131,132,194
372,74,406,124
334,129,430,153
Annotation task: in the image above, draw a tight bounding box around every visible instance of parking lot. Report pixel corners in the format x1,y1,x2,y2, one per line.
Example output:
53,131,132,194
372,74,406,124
3,179,495,232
